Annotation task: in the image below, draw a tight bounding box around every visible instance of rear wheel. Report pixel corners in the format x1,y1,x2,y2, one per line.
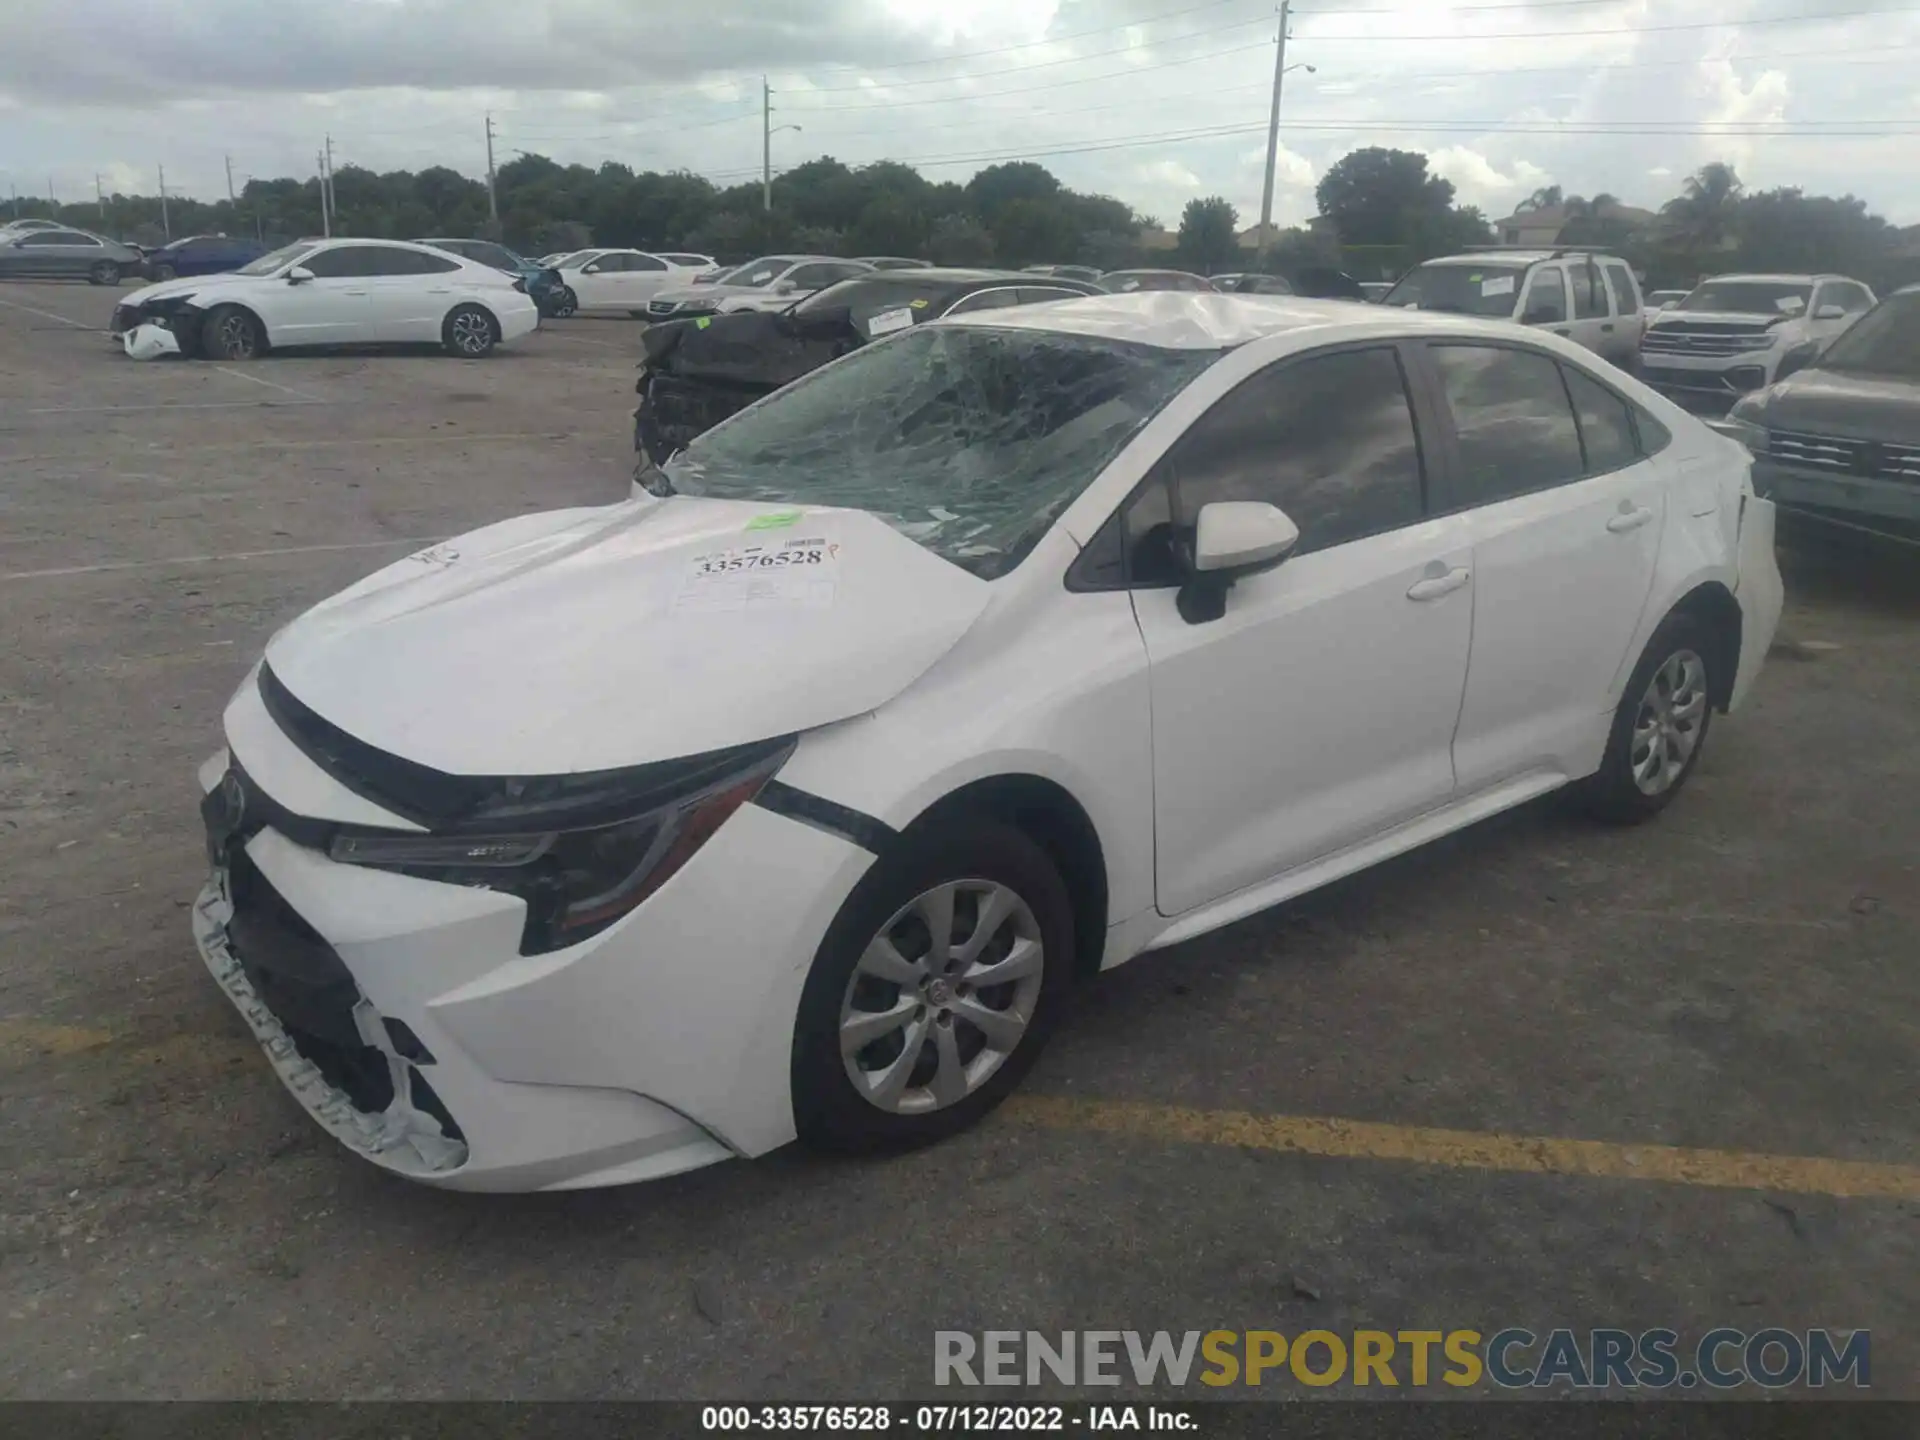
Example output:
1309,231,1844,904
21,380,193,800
153,263,177,282
89,260,121,286
442,304,497,358
552,287,577,318
199,305,262,361
1577,611,1715,823
792,819,1073,1154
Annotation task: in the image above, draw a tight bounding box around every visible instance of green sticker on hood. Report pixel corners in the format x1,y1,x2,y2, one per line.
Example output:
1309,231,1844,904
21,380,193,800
746,509,804,530
695,316,712,329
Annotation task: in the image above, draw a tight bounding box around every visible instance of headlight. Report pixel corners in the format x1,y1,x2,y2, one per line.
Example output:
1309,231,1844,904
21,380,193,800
1730,333,1779,351
328,740,793,954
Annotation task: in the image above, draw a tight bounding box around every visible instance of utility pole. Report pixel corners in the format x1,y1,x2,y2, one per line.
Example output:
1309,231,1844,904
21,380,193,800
1256,0,1291,263
484,113,500,236
762,77,772,212
225,154,236,205
158,165,171,239
95,173,105,230
324,134,337,230
317,151,331,237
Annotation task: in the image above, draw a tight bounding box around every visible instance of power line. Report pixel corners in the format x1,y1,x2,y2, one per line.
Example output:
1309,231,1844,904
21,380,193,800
1298,3,1920,40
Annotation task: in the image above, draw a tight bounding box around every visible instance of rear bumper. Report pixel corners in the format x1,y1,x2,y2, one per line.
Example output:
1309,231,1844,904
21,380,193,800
1731,497,1784,712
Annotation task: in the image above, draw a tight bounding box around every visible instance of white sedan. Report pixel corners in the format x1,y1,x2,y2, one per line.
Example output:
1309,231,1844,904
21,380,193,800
110,238,539,359
552,248,709,315
642,255,874,320
190,294,1782,1190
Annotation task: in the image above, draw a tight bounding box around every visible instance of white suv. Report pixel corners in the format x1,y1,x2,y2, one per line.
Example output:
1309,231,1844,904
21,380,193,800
1638,273,1875,407
1383,248,1645,369
190,294,1781,1191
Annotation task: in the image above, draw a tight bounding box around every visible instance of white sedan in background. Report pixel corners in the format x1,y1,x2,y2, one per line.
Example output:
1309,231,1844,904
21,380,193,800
190,294,1782,1191
643,255,875,320
553,248,710,315
110,238,539,360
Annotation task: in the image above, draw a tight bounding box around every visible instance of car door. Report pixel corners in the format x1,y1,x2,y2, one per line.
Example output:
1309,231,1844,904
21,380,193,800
358,245,462,342
260,243,372,346
1415,341,1666,792
1564,257,1615,358
1518,264,1572,342
13,230,91,277
1121,344,1473,916
1599,259,1644,359
567,252,625,310
615,253,675,305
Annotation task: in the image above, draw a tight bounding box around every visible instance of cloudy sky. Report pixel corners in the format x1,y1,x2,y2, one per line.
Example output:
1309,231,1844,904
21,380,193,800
2,0,1918,228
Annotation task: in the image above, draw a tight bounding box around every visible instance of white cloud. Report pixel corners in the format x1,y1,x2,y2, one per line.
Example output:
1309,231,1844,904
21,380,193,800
1426,147,1548,210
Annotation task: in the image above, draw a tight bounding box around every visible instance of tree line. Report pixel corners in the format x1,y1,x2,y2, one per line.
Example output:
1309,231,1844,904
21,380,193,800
11,146,1912,289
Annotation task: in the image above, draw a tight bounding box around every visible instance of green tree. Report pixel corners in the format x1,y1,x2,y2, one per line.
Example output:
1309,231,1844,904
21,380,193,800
928,213,995,265
965,161,1061,221
1175,195,1241,273
1735,188,1896,282
990,197,1081,267
1315,147,1460,250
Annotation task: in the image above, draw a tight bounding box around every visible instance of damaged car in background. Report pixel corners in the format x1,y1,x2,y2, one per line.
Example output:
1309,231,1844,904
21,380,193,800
190,292,1781,1192
641,255,875,322
110,238,540,360
632,267,1099,471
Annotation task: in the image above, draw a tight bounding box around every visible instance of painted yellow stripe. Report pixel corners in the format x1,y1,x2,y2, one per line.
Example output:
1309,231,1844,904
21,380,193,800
1006,1096,1920,1201
0,1019,115,1059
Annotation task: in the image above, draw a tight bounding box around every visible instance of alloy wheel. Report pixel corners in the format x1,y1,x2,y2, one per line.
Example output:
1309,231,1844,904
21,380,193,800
838,880,1045,1115
1631,648,1708,795
213,313,255,360
451,310,492,355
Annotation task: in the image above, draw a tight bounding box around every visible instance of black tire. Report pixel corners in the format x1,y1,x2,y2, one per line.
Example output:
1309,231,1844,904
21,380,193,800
552,287,577,318
89,260,120,286
792,818,1074,1154
199,304,262,361
442,303,497,358
153,263,177,282
1576,610,1716,824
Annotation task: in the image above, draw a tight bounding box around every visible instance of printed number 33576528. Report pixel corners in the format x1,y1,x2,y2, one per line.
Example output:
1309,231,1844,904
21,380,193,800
697,549,826,576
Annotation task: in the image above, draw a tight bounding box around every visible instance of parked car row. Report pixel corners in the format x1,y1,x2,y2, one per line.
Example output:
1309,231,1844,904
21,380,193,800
0,221,143,284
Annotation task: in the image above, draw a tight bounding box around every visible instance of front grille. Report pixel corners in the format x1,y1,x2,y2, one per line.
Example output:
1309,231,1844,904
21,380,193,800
222,846,394,1112
647,299,679,317
1641,327,1772,357
1769,431,1920,484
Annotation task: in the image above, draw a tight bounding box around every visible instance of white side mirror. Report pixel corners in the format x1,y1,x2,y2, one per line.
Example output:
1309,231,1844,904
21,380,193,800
775,279,797,294
1193,501,1300,573
1813,304,1846,321
286,265,315,284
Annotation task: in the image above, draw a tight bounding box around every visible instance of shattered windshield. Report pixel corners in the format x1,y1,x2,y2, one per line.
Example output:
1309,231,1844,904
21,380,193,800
660,325,1218,579
1817,292,1920,378
1383,262,1527,316
236,241,321,277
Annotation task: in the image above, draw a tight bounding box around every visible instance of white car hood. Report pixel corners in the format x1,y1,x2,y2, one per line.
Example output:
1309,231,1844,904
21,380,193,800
121,272,262,307
262,498,991,776
1648,309,1801,334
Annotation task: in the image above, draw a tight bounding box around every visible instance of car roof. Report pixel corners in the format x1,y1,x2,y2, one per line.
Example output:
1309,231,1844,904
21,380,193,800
936,291,1516,349
1420,251,1559,267
1699,272,1832,284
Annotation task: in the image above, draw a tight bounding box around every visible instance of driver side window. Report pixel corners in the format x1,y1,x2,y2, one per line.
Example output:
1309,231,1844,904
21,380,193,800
1112,347,1428,586
301,246,367,278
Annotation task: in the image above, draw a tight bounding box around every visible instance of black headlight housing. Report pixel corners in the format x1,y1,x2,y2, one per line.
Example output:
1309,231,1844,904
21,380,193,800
259,663,794,954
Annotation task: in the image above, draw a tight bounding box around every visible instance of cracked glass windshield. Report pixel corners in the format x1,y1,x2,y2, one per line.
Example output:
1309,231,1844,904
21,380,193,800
657,324,1216,578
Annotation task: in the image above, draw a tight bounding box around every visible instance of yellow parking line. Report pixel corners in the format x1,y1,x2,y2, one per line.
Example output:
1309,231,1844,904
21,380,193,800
1006,1096,1920,1201
0,1019,115,1059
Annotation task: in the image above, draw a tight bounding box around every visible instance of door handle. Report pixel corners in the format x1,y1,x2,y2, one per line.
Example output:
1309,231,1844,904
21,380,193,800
343,289,369,296
1407,565,1471,602
1607,505,1655,534
1600,322,1615,332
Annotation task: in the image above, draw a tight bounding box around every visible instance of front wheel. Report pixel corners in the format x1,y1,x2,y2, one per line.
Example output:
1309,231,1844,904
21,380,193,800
792,819,1073,1154
152,263,177,282
199,305,262,361
551,287,577,318
89,261,121,286
442,304,497,358
1577,611,1715,823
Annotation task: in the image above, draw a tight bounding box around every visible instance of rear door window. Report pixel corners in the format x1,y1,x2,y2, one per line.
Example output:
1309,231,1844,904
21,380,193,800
1428,343,1586,507
1601,260,1639,315
1569,260,1606,319
1520,267,1568,325
1561,365,1640,474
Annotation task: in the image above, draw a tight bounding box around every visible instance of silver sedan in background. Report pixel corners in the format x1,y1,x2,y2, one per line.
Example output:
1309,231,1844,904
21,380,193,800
0,226,144,284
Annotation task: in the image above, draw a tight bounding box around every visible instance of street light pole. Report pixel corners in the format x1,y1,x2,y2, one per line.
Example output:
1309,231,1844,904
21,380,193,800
1256,0,1292,261
762,78,772,212
485,113,501,236
158,165,171,240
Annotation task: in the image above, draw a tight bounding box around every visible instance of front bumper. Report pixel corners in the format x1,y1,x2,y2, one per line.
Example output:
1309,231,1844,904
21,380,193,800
191,701,875,1190
1752,458,1920,538
1637,351,1777,405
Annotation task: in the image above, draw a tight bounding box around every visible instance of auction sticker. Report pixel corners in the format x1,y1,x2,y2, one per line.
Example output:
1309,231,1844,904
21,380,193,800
674,536,841,614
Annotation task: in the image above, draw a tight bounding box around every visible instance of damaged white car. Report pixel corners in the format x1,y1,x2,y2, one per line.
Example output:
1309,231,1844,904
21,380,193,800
193,294,1783,1191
